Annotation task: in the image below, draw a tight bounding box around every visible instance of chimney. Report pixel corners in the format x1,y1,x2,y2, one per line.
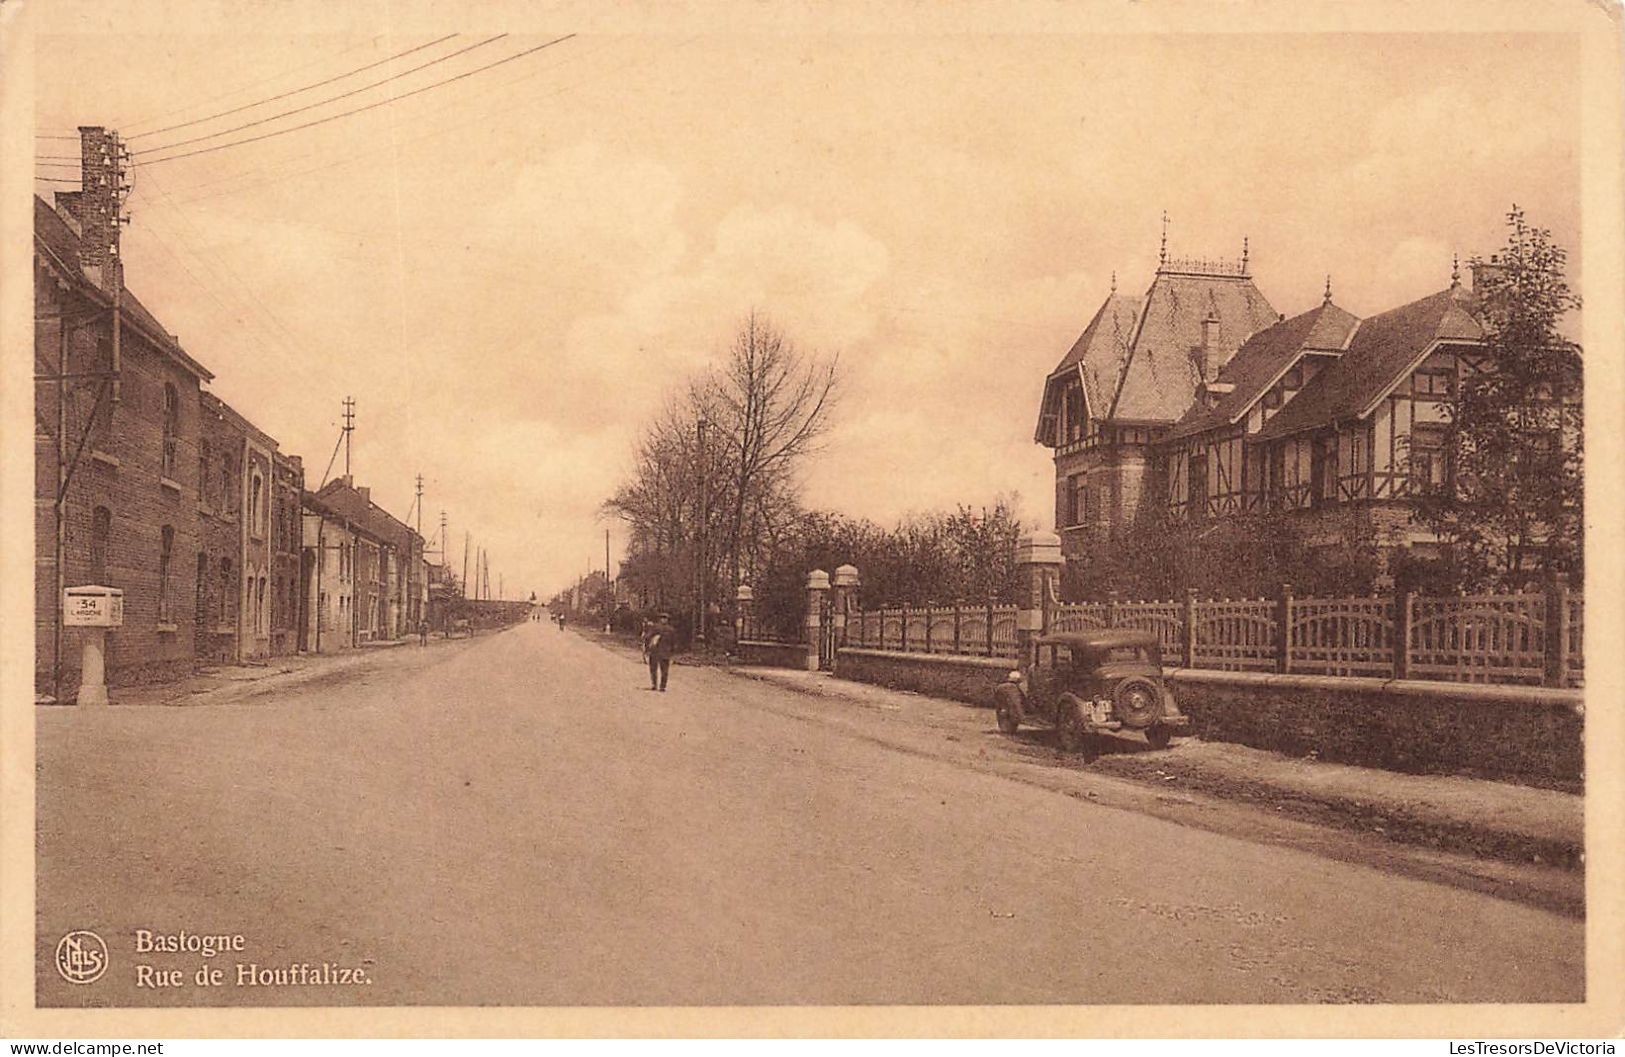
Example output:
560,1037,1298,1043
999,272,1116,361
1198,313,1219,381
1470,257,1508,291
71,127,125,294
357,486,370,504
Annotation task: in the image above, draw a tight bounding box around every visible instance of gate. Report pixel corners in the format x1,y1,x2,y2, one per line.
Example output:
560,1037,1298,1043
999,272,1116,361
818,593,838,670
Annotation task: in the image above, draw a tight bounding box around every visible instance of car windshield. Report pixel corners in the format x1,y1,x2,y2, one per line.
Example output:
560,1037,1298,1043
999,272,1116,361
1104,646,1149,663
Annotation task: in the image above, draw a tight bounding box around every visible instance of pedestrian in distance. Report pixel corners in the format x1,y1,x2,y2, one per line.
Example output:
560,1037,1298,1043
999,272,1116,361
418,619,429,646
643,612,676,691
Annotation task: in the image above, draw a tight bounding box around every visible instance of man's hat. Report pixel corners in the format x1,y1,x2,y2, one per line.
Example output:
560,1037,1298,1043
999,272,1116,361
656,611,670,620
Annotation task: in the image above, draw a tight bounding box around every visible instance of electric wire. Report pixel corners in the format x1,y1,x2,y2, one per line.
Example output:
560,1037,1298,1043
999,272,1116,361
126,34,460,141
132,35,506,155
135,34,577,166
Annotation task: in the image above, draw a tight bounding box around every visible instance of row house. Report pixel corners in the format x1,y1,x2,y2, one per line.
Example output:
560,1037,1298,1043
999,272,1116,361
33,127,429,698
195,391,303,665
1036,238,1548,565
33,180,214,693
306,477,427,646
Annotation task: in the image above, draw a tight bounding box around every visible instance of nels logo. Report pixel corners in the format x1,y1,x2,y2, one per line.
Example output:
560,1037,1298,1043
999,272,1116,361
54,930,108,984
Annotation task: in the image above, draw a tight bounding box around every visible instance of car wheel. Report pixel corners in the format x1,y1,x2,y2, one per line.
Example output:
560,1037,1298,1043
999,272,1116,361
1056,696,1094,761
1113,676,1165,730
1145,724,1173,750
993,684,1021,734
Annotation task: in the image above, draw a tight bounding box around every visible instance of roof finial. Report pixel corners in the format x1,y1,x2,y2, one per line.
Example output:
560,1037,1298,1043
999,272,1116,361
1241,235,1250,274
1450,251,1461,288
1159,210,1169,267
1110,269,1117,294
1323,274,1332,305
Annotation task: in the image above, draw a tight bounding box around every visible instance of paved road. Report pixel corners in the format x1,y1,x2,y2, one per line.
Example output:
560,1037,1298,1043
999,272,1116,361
36,622,1583,1006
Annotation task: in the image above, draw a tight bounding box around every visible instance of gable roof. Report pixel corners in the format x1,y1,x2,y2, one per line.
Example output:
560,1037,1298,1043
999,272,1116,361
1163,299,1358,442
34,196,214,382
1049,292,1143,419
1254,284,1484,442
315,478,418,548
1109,270,1280,422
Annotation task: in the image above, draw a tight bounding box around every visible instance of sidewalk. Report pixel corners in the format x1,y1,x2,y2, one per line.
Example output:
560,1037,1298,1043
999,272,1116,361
729,664,1584,873
54,632,468,709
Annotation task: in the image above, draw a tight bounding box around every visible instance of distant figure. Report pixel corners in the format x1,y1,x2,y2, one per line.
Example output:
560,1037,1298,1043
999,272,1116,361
643,612,676,691
557,611,566,631
418,619,429,646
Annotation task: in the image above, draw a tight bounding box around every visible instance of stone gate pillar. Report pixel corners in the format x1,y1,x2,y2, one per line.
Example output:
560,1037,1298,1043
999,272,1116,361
734,584,754,644
1015,530,1063,665
805,569,830,671
831,564,860,649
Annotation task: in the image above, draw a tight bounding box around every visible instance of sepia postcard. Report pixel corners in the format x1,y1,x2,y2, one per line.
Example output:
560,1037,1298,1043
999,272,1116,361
1,0,1622,1040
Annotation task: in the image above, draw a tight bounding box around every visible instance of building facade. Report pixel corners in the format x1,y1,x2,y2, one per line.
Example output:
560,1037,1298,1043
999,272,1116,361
34,169,215,694
1035,244,1545,571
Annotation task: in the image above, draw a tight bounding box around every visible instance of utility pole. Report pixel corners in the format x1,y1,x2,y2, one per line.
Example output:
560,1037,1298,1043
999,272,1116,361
462,532,469,599
604,528,612,631
413,474,423,535
341,396,355,478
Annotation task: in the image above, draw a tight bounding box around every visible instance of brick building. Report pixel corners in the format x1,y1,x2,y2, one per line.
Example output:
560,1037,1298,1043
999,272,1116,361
1034,244,1278,554
313,476,425,641
1034,237,1569,571
33,139,215,694
195,392,302,664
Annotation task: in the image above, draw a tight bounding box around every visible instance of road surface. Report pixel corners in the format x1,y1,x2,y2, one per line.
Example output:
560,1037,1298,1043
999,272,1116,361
36,622,1584,1006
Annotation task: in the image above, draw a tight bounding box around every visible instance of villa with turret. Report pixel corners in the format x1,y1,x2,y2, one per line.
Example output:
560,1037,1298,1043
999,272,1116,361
1035,232,1502,562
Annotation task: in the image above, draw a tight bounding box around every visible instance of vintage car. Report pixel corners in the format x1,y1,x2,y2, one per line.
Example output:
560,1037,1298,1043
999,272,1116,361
992,629,1187,760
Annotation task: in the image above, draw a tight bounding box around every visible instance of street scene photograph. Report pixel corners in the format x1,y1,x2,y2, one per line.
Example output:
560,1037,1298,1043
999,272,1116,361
4,0,1617,1034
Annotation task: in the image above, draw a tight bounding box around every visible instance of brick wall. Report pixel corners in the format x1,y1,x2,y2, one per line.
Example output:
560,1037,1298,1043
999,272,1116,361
36,281,206,692
834,648,1014,707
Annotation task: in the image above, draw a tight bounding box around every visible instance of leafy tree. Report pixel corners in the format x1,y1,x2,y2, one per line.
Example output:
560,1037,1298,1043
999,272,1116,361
1411,207,1583,589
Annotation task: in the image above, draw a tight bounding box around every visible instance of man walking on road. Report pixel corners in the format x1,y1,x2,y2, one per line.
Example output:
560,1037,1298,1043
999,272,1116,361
643,612,676,691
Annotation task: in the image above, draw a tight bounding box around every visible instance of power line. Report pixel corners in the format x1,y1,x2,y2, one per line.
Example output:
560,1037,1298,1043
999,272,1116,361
135,34,577,167
113,36,386,131
132,34,505,156
127,34,461,141
145,34,672,209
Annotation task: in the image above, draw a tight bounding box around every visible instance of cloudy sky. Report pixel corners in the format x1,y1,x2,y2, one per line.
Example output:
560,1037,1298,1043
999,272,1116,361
28,7,1581,598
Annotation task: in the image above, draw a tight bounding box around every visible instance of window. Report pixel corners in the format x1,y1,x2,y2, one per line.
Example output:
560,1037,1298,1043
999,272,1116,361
198,440,211,503
1063,386,1085,443
1415,369,1456,398
158,525,174,623
1311,436,1335,506
256,577,266,633
220,557,233,625
88,334,113,448
1066,473,1087,527
161,384,179,478
90,507,111,584
249,472,264,537
1410,424,1450,493
1188,452,1209,517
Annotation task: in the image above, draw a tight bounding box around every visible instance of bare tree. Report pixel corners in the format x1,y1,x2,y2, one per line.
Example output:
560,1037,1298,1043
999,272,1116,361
702,312,841,593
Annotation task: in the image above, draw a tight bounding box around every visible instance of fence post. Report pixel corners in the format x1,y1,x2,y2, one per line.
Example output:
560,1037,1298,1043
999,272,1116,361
1394,587,1412,680
986,599,995,656
1544,573,1570,688
1107,591,1120,629
734,583,754,644
900,603,910,653
831,564,859,652
1016,530,1063,666
804,569,829,671
1277,582,1294,674
1183,588,1197,669
953,602,962,654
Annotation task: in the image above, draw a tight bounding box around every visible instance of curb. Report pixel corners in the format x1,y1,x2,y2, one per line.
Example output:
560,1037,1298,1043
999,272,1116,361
724,664,1583,873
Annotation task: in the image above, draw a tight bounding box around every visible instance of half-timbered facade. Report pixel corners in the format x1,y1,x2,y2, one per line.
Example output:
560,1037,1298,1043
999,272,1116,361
1033,245,1562,565
1160,293,1358,519
1035,249,1279,556
1251,279,1486,545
